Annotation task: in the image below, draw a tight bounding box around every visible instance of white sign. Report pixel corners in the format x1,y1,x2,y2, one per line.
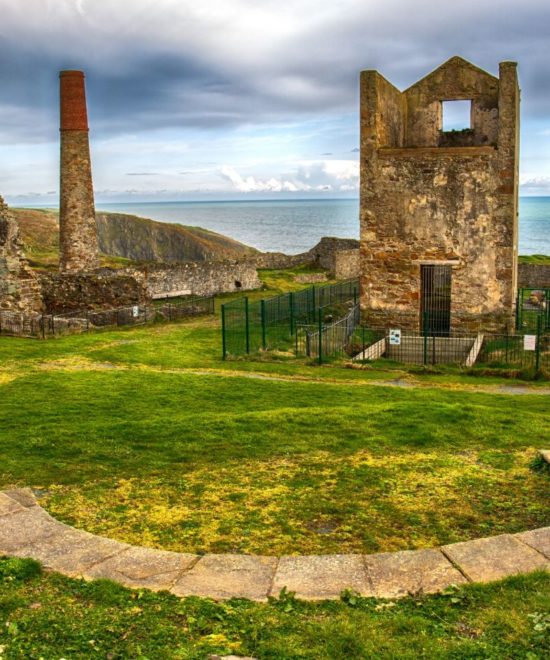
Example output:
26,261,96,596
132,305,139,318
523,334,536,351
389,328,401,346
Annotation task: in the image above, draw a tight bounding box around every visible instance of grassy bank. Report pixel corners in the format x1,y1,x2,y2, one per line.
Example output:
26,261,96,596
0,558,548,659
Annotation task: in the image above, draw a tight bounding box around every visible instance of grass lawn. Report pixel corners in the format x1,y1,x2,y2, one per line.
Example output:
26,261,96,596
0,267,549,656
0,557,549,659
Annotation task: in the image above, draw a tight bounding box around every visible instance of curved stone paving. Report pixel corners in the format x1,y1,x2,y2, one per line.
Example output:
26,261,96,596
1,489,548,601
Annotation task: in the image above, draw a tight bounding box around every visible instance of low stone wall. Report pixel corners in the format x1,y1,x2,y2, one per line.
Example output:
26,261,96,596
40,271,146,314
518,264,550,288
309,237,360,272
128,260,261,299
254,237,360,276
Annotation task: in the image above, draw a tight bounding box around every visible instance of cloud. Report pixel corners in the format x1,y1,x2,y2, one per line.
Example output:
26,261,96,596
2,0,549,144
125,172,160,176
520,176,550,194
220,159,359,193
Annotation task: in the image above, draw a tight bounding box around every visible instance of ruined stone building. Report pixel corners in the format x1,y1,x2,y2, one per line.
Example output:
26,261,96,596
0,196,42,313
59,70,99,272
360,56,519,333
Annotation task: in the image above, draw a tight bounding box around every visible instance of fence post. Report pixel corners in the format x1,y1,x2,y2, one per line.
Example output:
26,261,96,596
41,314,45,339
261,298,267,350
505,330,509,364
318,307,323,365
221,303,227,360
535,314,542,371
289,292,294,335
515,289,521,330
423,311,428,366
245,297,250,354
311,285,316,321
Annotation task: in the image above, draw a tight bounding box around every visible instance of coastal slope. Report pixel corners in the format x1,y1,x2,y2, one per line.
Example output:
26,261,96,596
12,208,257,269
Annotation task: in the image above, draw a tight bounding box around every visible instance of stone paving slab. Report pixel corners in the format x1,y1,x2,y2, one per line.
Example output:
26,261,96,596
11,527,130,576
515,528,550,561
3,488,38,509
0,507,67,554
365,548,467,598
0,492,25,518
442,534,549,583
171,554,277,601
271,554,372,600
1,490,549,602
86,545,198,591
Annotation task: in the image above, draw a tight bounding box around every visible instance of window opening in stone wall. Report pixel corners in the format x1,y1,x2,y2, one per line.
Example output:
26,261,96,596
441,100,472,131
421,265,452,336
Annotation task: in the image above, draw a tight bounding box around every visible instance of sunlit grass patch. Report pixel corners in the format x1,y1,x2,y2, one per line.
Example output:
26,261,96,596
42,448,549,555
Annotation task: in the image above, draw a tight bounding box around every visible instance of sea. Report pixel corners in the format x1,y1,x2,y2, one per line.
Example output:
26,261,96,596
94,197,550,256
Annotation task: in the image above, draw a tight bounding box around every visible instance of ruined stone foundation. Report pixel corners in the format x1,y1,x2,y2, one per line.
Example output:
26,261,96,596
0,196,42,312
59,70,99,272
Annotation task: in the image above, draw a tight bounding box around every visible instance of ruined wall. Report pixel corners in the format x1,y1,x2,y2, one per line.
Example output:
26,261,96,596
0,196,43,313
129,260,261,299
40,271,146,314
254,237,360,276
518,264,550,288
360,57,519,331
59,70,99,272
334,249,360,280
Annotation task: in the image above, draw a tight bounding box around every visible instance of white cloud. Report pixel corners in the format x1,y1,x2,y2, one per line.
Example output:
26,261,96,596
220,159,359,193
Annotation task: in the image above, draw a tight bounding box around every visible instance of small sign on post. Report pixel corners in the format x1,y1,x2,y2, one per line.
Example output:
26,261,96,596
389,328,401,346
132,305,139,318
523,334,536,351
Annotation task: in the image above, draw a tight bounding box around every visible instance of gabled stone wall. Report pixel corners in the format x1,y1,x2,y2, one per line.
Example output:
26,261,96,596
360,57,519,331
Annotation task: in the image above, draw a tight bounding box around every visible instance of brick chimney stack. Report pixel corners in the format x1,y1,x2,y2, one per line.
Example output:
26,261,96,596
59,70,99,272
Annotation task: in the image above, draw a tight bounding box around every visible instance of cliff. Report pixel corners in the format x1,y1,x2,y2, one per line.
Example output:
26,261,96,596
12,208,257,269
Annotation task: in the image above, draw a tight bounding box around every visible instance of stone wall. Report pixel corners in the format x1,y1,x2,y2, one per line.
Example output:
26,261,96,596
39,259,262,314
40,271,146,314
0,196,43,313
129,260,261,299
360,57,519,332
518,264,550,288
334,249,360,280
254,237,360,277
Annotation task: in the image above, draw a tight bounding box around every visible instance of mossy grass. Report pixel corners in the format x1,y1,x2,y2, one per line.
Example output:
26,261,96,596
0,269,549,554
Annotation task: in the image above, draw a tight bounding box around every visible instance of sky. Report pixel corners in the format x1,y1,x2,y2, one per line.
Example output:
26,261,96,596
1,0,550,204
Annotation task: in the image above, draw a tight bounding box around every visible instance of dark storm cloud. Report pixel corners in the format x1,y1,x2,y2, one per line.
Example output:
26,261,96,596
1,0,549,146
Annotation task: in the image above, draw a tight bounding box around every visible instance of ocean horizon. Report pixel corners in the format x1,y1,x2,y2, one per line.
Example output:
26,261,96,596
23,196,550,256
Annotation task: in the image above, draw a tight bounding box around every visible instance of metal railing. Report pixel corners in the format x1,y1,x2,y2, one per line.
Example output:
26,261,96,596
0,295,215,339
221,279,359,358
516,287,550,332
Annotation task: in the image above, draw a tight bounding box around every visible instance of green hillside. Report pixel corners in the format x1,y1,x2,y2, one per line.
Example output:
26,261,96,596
12,208,257,270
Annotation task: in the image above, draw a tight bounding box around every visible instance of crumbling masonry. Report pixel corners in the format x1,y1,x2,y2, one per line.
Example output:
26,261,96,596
0,196,42,313
360,57,519,332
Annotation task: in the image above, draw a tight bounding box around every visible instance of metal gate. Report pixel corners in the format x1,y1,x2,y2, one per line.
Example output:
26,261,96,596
421,265,452,336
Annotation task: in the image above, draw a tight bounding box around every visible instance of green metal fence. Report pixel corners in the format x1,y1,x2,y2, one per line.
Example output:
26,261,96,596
221,279,359,358
349,316,549,371
516,287,550,332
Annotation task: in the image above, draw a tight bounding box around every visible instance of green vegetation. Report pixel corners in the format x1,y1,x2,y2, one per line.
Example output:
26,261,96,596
0,557,548,658
519,254,550,265
0,267,548,555
12,207,257,270
1,267,549,656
